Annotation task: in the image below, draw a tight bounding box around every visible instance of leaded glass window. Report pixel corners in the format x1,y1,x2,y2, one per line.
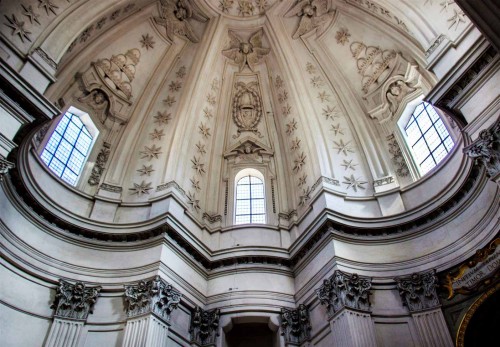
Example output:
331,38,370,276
404,102,454,175
41,110,94,186
235,175,266,224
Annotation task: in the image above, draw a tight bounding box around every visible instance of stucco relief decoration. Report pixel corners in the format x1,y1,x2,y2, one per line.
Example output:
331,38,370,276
280,304,311,345
463,120,500,180
425,0,467,30
124,276,182,322
88,143,111,186
232,82,264,138
285,0,334,39
386,80,416,116
50,279,101,321
78,89,110,123
94,48,141,101
316,270,372,317
155,0,208,43
189,307,220,346
222,29,270,72
387,135,410,177
224,139,274,164
395,270,440,312
4,14,32,43
350,42,397,94
34,122,51,148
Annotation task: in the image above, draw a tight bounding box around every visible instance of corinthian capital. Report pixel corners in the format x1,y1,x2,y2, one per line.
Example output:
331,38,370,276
124,276,181,322
316,270,372,317
395,270,440,312
280,304,311,345
464,120,500,180
50,279,101,321
189,307,220,346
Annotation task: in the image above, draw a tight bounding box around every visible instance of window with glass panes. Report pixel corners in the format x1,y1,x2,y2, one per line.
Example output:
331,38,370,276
40,111,93,186
404,102,454,175
235,175,266,224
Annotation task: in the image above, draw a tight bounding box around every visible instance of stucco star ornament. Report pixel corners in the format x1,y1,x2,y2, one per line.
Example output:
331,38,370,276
130,181,153,196
222,28,270,72
4,14,32,43
343,175,366,192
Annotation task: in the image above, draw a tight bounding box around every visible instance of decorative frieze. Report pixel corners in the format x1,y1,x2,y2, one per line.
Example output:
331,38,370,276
189,307,220,346
124,276,181,322
395,270,440,312
100,183,122,193
463,119,500,181
316,270,372,318
280,304,311,345
50,280,101,321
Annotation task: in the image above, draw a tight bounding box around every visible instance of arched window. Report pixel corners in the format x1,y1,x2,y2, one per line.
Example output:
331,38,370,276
402,102,454,176
40,106,97,186
235,169,266,225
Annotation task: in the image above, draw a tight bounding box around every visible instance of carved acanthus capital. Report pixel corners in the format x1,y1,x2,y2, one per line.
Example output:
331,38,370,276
316,270,372,317
395,270,440,312
464,120,500,181
50,279,101,321
189,307,220,346
280,304,311,345
124,276,181,322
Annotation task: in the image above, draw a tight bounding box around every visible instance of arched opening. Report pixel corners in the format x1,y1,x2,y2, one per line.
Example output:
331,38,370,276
234,168,266,225
40,106,99,186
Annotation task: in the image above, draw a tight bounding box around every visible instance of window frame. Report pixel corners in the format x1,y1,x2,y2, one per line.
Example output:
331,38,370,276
234,168,267,225
39,106,99,186
396,99,456,179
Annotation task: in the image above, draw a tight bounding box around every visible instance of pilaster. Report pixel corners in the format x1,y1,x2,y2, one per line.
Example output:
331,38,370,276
395,270,454,347
316,270,377,347
44,280,101,347
122,276,182,347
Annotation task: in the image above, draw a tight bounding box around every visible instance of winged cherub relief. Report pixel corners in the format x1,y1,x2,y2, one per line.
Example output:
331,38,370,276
155,0,208,43
222,29,270,72
285,0,335,39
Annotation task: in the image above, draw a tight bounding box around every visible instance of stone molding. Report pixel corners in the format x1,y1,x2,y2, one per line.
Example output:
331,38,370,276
464,119,500,181
189,307,220,346
280,304,311,345
316,270,372,318
124,276,181,323
395,270,440,312
50,279,101,321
